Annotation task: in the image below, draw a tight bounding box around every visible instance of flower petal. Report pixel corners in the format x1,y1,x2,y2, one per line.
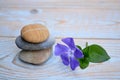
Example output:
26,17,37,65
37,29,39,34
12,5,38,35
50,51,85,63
62,38,76,50
70,57,79,70
61,53,69,66
54,43,69,56
74,48,84,58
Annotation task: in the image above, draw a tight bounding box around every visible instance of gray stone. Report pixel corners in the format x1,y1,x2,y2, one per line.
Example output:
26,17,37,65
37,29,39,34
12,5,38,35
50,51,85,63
15,35,55,50
19,48,52,64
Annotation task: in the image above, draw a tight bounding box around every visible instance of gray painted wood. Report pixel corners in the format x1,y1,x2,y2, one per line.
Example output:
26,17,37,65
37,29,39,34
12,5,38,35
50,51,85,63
0,0,120,79
0,38,120,80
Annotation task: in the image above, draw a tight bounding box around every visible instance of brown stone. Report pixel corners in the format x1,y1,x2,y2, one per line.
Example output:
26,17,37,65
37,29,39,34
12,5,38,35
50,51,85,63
21,24,49,43
19,48,52,64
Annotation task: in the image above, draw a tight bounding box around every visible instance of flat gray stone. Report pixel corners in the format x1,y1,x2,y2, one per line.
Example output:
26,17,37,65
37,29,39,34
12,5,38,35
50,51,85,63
19,48,52,64
15,35,55,50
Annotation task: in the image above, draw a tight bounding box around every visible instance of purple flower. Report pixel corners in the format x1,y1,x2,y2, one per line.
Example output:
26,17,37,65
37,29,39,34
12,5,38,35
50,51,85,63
54,37,84,70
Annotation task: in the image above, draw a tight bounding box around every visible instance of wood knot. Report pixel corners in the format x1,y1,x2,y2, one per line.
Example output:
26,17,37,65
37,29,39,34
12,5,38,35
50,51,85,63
30,9,38,14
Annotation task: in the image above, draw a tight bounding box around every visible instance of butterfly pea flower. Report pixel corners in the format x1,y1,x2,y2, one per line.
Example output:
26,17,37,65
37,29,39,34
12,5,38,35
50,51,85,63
54,38,84,70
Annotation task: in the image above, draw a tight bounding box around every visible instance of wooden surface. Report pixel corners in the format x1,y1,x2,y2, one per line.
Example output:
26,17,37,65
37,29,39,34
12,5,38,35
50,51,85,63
0,0,120,80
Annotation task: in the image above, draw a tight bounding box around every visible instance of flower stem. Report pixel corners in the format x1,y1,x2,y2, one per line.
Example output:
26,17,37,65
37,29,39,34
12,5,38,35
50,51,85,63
86,42,88,47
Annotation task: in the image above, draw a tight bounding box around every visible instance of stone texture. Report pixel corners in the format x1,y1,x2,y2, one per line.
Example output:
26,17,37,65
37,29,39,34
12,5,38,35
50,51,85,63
15,35,55,50
21,24,49,43
19,48,52,64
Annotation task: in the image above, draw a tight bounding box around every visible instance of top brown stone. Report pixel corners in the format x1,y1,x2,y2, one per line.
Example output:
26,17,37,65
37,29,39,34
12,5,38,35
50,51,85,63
21,24,49,43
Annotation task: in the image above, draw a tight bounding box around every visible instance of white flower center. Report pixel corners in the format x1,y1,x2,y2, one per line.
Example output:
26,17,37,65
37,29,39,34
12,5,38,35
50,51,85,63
68,49,75,57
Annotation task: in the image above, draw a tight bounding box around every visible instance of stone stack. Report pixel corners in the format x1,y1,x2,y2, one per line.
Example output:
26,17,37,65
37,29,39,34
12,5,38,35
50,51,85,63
15,24,55,64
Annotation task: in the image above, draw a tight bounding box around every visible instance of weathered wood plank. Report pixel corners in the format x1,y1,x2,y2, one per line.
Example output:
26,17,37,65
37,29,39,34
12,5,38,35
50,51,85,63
2,0,119,3
0,8,120,39
0,0,120,80
0,38,120,80
0,0,120,9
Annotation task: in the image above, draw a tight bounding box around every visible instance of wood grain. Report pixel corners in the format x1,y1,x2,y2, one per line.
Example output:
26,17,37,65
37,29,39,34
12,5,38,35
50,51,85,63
0,8,120,38
0,0,120,79
0,0,120,9
0,38,120,80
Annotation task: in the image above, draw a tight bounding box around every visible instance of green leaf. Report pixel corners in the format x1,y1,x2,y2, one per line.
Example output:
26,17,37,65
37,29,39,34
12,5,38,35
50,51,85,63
82,46,89,57
77,45,89,69
83,44,110,63
78,57,89,69
76,45,82,50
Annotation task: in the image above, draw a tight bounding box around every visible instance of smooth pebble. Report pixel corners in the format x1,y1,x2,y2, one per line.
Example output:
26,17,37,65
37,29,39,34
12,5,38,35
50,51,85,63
15,35,55,50
19,48,52,64
21,24,49,43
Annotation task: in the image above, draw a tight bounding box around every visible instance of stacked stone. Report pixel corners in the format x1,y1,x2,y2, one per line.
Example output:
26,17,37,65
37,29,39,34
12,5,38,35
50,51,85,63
15,24,55,64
